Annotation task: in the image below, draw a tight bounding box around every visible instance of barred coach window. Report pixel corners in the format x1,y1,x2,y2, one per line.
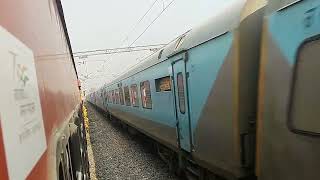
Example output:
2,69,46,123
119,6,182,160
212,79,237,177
124,86,131,106
109,91,112,103
104,90,108,103
111,90,115,104
177,73,185,114
106,91,109,103
140,81,152,109
155,76,171,92
107,91,110,103
119,87,124,105
115,89,120,104
114,90,117,104
130,84,139,107
289,37,320,135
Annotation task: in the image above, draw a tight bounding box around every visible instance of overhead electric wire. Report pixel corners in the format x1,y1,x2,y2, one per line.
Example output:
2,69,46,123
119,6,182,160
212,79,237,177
92,0,161,80
91,0,175,84
110,0,176,79
80,49,156,82
97,50,159,81
77,44,165,78
97,1,161,77
80,0,176,85
122,0,160,45
79,41,166,80
74,44,164,55
128,0,175,47
36,44,166,58
73,47,160,59
83,0,174,82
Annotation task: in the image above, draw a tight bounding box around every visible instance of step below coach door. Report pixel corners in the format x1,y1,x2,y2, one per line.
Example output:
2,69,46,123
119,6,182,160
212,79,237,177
171,53,191,152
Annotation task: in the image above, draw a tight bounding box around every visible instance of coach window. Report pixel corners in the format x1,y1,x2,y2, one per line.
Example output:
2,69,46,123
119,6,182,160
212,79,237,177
115,89,120,104
155,76,171,92
111,90,115,104
140,81,152,109
113,89,117,104
109,91,112,103
113,90,117,104
117,90,120,104
289,37,320,135
111,91,113,103
130,84,139,107
119,87,124,105
114,90,117,104
124,86,131,106
177,73,185,114
104,90,109,103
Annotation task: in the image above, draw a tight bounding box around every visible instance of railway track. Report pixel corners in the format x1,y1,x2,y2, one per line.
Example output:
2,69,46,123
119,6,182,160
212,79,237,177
85,103,179,180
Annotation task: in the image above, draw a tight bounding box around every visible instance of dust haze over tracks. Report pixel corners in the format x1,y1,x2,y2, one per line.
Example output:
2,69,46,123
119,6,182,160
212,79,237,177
86,103,179,180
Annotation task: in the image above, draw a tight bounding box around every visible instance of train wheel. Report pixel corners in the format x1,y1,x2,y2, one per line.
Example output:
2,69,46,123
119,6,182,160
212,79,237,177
58,145,73,180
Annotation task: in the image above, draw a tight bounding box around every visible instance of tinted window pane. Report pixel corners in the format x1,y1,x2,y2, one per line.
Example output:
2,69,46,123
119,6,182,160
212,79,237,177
115,89,119,104
109,91,112,103
130,84,139,107
177,73,185,114
290,38,320,134
104,90,108,103
140,81,152,109
114,90,116,104
124,86,131,106
155,76,171,92
119,87,124,105
111,90,115,104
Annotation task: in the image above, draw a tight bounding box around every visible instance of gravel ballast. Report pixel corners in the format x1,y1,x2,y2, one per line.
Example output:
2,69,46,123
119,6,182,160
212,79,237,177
86,103,179,180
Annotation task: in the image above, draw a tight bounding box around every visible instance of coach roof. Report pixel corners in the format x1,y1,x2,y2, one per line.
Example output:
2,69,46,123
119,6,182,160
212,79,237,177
109,0,265,86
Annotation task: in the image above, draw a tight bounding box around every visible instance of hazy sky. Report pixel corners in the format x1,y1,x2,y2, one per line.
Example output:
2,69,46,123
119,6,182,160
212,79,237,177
61,0,233,92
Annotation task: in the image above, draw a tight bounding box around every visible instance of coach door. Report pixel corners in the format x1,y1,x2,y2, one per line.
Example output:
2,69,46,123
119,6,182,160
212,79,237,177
171,54,191,152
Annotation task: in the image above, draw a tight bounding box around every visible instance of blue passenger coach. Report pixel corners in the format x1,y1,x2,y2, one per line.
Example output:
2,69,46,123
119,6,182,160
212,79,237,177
256,0,320,180
89,0,267,179
88,0,320,179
